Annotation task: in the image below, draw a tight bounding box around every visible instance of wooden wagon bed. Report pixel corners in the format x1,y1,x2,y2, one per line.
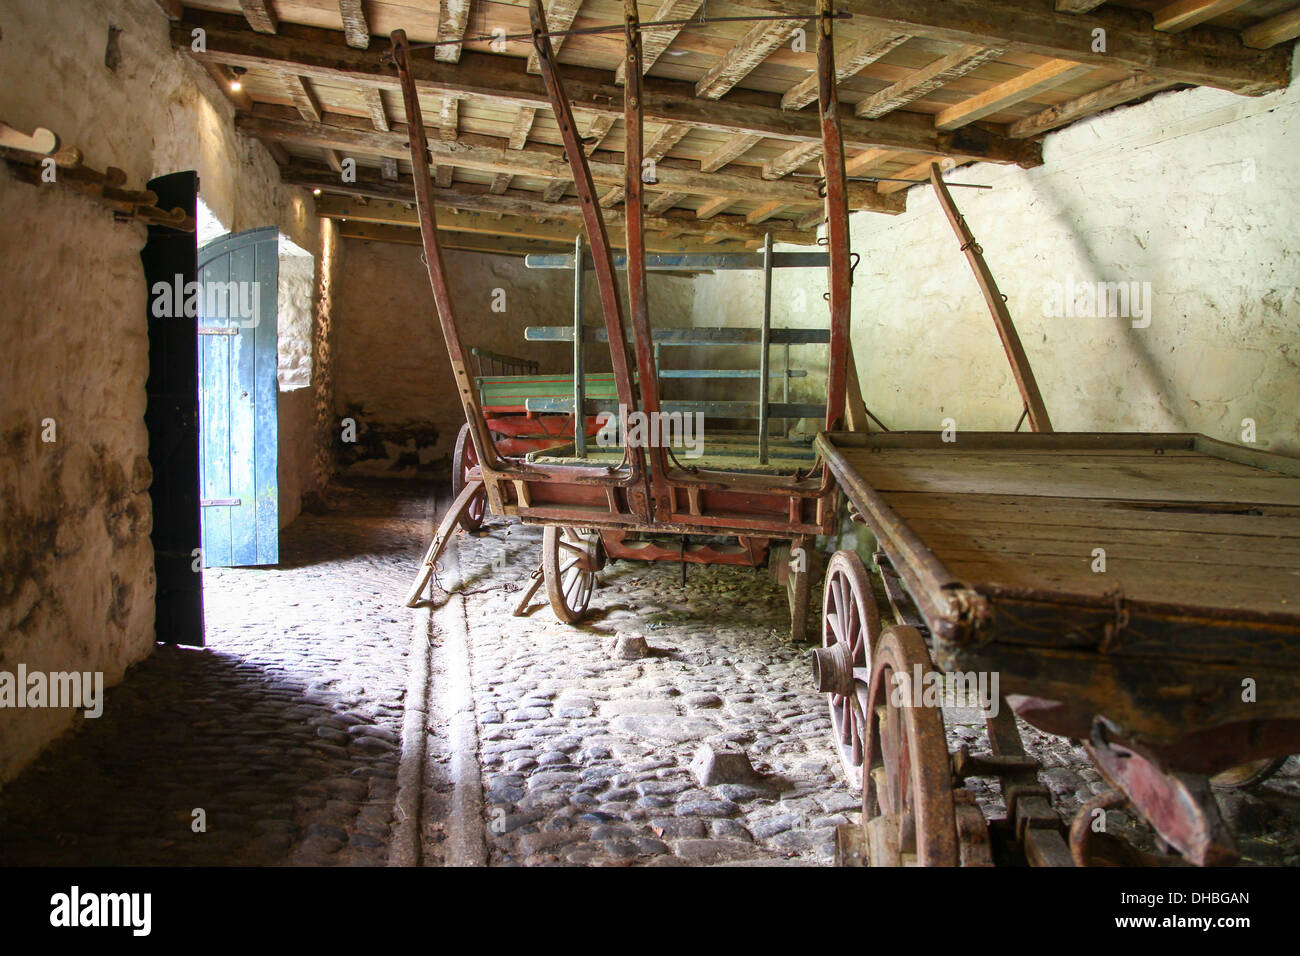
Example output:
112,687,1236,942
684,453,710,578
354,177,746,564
814,430,1300,866
816,430,1300,746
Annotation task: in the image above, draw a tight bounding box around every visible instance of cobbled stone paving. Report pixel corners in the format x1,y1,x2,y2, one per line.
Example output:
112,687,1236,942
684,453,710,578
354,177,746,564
2,479,1297,868
453,513,1300,868
0,479,426,867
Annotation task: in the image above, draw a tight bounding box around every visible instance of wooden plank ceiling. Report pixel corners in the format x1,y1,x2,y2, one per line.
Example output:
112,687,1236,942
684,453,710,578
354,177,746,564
168,0,1295,254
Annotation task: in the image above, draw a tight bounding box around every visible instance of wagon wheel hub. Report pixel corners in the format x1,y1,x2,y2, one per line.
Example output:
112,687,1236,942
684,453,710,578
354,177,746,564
810,640,856,697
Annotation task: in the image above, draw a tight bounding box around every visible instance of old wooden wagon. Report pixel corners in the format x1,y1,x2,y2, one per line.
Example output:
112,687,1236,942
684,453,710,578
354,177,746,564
814,432,1300,867
394,0,862,639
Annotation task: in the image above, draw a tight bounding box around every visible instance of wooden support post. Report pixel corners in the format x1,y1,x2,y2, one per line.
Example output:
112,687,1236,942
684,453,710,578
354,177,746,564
572,233,586,458
759,232,774,464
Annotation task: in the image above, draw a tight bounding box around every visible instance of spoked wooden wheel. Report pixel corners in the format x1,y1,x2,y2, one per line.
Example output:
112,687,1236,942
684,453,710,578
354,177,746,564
542,526,600,624
860,625,959,866
451,423,487,532
810,551,880,790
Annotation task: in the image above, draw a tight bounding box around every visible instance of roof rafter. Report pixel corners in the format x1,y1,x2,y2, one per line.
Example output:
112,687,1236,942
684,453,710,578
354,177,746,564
434,0,472,63
237,110,907,212
744,0,1289,94
697,17,808,99
781,28,911,111
934,58,1094,130
855,45,1003,119
615,0,704,85
338,0,370,49
174,12,1039,166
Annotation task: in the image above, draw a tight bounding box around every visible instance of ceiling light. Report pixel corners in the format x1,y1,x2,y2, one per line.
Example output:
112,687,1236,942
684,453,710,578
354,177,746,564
230,66,246,92
313,188,322,196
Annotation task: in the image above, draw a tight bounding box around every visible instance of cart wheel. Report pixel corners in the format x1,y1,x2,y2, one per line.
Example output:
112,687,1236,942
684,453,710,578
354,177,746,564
451,423,487,532
860,625,959,866
1211,757,1288,791
810,551,880,790
542,526,599,624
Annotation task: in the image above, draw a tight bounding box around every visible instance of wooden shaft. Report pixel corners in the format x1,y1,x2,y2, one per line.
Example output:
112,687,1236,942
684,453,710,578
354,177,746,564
391,30,499,471
528,0,649,520
928,163,1053,433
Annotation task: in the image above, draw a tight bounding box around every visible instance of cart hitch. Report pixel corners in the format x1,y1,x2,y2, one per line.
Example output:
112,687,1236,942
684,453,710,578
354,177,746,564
1085,717,1239,867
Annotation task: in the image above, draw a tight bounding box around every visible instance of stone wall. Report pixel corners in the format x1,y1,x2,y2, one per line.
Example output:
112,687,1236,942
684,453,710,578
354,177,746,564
0,0,337,783
333,240,695,476
690,49,1300,454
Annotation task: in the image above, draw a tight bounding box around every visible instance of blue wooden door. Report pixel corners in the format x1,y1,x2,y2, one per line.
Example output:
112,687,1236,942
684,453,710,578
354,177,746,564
197,226,279,566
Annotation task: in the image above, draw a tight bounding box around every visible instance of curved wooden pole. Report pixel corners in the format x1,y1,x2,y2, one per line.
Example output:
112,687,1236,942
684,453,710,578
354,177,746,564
528,0,649,519
390,29,499,481
928,164,1054,433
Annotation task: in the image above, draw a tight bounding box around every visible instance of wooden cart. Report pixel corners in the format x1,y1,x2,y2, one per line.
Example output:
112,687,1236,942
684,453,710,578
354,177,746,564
393,0,860,640
813,430,1300,867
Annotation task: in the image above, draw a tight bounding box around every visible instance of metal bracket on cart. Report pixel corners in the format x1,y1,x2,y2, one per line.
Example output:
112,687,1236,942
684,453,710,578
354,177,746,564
1085,716,1240,866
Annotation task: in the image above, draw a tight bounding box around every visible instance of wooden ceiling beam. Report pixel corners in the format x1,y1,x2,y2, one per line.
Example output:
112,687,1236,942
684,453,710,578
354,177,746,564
338,0,370,49
935,59,1094,130
434,0,472,63
1243,7,1300,48
1055,1,1108,12
237,0,277,34
283,74,322,122
694,196,734,219
380,156,398,180
855,46,1003,119
764,141,821,179
363,87,389,131
1008,73,1175,137
877,155,962,194
306,184,814,244
582,113,617,155
239,111,907,212
527,0,585,75
845,148,892,176
647,191,688,214
700,133,763,173
176,12,1040,167
542,181,569,202
781,28,911,111
336,218,750,254
1152,0,1252,34
745,200,787,224
615,0,704,85
744,0,1290,94
281,160,811,241
509,106,537,150
696,17,808,99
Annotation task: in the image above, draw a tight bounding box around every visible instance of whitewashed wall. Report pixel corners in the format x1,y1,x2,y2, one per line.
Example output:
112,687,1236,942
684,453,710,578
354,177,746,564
691,48,1300,454
0,0,339,782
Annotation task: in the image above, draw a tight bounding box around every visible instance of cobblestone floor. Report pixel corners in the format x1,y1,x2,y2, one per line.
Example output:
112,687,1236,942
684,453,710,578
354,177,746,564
2,481,1297,868
0,479,426,866
452,513,1300,868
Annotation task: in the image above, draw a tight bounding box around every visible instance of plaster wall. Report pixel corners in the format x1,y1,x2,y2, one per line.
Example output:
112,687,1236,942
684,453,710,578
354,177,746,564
0,0,338,782
333,240,694,476
690,52,1300,454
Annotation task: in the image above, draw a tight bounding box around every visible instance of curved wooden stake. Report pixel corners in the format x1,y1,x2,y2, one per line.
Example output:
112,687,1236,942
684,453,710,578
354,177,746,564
404,479,484,607
390,30,499,474
929,164,1054,433
528,0,650,520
